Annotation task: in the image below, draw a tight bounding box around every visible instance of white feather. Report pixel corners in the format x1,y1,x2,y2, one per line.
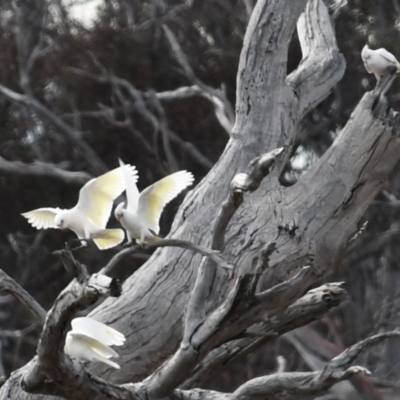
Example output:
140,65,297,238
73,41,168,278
64,317,125,369
115,160,194,243
21,165,138,250
361,45,400,79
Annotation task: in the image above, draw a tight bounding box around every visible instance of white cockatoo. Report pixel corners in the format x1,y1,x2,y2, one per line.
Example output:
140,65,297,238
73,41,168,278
64,316,125,369
361,44,400,81
115,159,194,244
22,164,138,250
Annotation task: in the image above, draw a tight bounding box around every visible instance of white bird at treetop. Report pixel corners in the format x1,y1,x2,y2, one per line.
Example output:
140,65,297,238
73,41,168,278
361,44,400,81
114,159,194,244
22,164,138,250
64,316,125,369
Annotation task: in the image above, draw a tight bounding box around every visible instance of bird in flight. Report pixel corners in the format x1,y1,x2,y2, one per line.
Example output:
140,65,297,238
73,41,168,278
64,316,125,369
361,44,400,82
22,164,137,250
115,159,194,244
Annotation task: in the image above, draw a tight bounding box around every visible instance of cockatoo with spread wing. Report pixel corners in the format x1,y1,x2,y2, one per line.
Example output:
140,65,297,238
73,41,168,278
361,45,400,81
115,159,194,244
64,317,125,369
22,164,138,250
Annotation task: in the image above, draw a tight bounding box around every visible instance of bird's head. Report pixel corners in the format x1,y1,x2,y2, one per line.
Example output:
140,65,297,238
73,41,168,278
114,202,125,221
54,211,68,229
361,44,370,60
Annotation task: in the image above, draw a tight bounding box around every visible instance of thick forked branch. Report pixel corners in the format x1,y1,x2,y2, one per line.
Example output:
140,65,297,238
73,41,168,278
287,0,346,117
0,269,46,323
143,265,314,399
183,282,347,389
168,148,286,395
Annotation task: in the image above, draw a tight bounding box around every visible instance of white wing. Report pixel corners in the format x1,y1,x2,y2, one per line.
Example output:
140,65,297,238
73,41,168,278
71,317,125,346
119,159,140,213
77,165,138,229
376,48,399,65
21,207,62,229
138,171,194,234
65,332,121,369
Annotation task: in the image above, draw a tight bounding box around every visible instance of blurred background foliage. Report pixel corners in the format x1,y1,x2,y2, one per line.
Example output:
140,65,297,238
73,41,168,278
1,0,400,398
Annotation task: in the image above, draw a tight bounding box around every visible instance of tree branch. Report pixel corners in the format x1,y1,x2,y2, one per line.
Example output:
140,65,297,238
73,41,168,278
0,156,91,185
0,269,46,323
287,0,346,118
21,247,126,399
0,83,107,174
173,330,400,399
212,147,284,250
162,24,235,134
100,239,232,276
183,282,347,389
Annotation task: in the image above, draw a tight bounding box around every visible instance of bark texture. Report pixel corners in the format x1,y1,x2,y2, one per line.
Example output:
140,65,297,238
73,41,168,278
1,0,400,398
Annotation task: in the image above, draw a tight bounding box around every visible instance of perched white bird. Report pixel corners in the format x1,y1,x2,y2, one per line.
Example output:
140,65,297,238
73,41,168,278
115,160,194,244
22,164,138,250
64,316,126,369
361,44,400,81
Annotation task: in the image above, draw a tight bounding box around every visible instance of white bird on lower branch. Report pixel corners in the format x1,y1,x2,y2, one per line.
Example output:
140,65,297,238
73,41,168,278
115,159,194,244
361,44,400,82
64,317,126,369
22,164,137,250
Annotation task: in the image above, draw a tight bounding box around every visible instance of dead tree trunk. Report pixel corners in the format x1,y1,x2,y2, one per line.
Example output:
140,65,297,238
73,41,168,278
1,0,400,399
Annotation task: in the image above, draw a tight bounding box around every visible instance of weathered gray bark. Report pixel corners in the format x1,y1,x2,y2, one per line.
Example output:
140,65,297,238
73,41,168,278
2,0,400,398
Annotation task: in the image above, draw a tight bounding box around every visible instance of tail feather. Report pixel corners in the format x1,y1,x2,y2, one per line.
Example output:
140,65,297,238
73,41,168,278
98,356,121,369
137,231,162,245
92,229,124,250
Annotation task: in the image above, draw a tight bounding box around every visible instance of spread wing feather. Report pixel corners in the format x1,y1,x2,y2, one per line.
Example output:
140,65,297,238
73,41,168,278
119,159,140,212
376,48,399,65
77,165,138,229
71,317,126,346
21,208,61,229
65,333,121,369
138,171,194,234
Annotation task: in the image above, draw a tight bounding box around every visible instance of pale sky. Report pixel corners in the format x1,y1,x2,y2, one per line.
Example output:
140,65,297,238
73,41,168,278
65,0,103,27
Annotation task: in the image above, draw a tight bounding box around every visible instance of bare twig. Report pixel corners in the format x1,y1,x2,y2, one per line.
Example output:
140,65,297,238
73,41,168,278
147,91,180,172
67,68,215,170
173,330,400,399
0,83,107,174
100,239,232,276
0,269,46,323
162,25,235,134
0,156,91,185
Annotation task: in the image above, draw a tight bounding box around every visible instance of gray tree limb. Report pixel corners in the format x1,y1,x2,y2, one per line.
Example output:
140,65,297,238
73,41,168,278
288,0,346,117
2,0,400,399
0,269,46,323
0,156,91,185
183,282,347,389
173,331,400,399
20,247,126,399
